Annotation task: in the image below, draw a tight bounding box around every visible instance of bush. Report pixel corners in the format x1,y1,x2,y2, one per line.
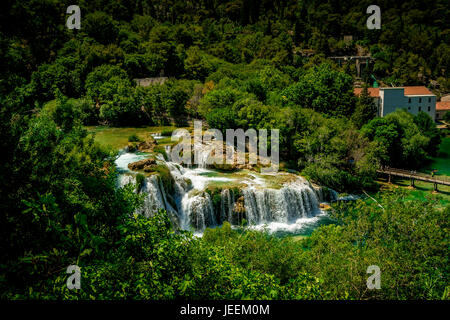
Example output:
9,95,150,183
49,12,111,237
444,110,450,123
136,173,145,191
128,133,141,142
161,129,174,136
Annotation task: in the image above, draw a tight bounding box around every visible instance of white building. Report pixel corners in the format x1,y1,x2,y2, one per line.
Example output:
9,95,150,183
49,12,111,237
354,86,436,120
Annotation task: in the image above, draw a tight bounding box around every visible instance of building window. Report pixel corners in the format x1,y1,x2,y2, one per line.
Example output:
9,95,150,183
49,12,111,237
419,98,422,103
428,97,431,103
408,107,411,110
408,98,411,103
419,106,422,111
428,106,431,111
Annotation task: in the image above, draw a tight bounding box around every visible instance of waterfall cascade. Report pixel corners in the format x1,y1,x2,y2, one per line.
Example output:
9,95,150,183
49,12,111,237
116,144,336,232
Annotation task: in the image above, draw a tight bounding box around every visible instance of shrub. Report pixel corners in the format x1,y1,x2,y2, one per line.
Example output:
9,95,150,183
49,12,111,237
161,129,174,136
443,110,450,123
128,133,140,142
136,173,145,191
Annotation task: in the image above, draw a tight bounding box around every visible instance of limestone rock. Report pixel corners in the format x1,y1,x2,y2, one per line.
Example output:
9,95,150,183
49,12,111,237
136,136,157,152
128,158,157,172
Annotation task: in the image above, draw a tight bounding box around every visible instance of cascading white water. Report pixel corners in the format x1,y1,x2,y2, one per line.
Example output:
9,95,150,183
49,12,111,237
164,145,172,161
242,179,319,225
220,189,235,223
182,193,216,230
116,145,336,233
140,175,168,217
118,174,176,216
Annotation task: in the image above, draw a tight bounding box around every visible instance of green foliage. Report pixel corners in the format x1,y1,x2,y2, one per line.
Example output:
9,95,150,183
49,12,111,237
444,111,450,123
161,129,174,136
290,109,377,192
205,107,238,133
361,109,433,168
83,11,119,45
351,85,377,128
0,106,141,298
184,46,215,81
135,173,145,191
316,190,449,299
414,111,442,156
1,0,448,301
128,134,140,142
282,63,356,117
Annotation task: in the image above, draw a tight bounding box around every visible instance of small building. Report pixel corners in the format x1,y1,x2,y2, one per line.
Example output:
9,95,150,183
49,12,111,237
354,86,436,120
436,101,450,120
134,77,168,87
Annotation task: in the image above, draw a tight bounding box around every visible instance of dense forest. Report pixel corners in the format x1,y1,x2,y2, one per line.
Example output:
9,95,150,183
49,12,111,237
0,0,448,300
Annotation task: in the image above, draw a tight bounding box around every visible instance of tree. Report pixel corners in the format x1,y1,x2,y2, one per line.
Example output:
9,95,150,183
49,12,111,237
444,110,450,123
83,11,119,44
199,88,244,116
0,106,140,296
206,107,238,133
414,111,441,156
85,64,129,103
184,46,214,81
282,63,356,117
361,110,431,169
351,85,377,128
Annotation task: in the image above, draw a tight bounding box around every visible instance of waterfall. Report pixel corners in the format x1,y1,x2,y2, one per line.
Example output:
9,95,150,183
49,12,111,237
116,150,328,233
241,180,319,225
220,189,235,223
139,175,168,217
182,193,216,230
194,141,217,169
164,145,172,161
118,173,178,223
117,174,135,188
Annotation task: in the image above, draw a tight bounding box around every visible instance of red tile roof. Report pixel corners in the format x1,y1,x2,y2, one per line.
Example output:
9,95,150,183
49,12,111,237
436,101,450,111
354,86,433,97
353,87,380,97
403,86,433,95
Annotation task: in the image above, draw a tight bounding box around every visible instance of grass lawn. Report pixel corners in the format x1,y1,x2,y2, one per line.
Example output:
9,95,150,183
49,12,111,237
376,177,450,208
86,126,187,150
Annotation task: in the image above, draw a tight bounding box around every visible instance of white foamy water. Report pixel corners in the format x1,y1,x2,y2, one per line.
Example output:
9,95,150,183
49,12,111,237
114,152,148,172
151,132,164,140
248,211,329,234
115,147,340,234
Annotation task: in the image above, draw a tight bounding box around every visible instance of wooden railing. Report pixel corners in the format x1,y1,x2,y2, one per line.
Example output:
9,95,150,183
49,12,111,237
377,166,450,189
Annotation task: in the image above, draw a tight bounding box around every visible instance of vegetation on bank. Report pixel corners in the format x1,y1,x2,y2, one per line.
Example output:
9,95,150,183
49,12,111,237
421,137,450,176
1,0,449,300
2,187,448,299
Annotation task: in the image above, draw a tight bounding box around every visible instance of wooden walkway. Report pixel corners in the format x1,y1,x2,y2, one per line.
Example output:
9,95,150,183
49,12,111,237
377,167,450,191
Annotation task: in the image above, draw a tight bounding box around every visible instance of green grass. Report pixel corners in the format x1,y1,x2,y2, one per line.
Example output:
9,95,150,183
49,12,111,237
377,177,450,208
86,126,186,150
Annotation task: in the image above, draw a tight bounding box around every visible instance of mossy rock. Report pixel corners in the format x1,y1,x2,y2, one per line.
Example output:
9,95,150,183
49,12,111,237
128,158,157,172
126,142,137,152
154,163,175,194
